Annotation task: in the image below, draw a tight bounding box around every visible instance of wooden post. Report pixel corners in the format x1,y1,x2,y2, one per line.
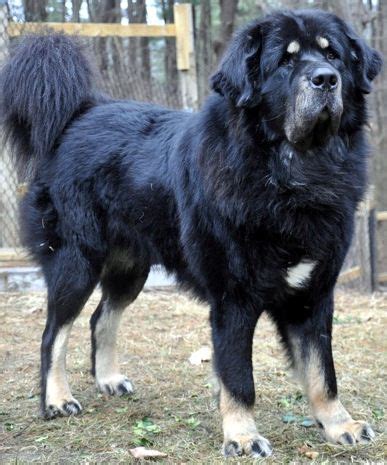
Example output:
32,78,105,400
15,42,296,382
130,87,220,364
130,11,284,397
368,185,378,291
376,211,387,287
356,190,373,292
174,3,198,110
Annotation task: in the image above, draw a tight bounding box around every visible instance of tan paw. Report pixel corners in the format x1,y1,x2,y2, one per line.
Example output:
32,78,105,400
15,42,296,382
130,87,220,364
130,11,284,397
222,434,273,458
44,397,82,419
96,374,134,396
321,419,375,445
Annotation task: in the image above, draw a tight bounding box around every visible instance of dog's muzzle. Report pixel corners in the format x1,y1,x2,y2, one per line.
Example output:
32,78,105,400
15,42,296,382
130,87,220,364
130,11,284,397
285,63,343,149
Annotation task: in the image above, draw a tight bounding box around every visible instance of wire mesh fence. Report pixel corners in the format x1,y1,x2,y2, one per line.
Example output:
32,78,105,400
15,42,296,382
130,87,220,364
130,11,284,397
0,6,17,250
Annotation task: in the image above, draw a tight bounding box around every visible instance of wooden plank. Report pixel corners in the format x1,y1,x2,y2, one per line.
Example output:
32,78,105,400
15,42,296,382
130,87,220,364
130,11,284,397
337,266,362,284
0,248,29,262
174,3,192,71
376,211,387,222
0,260,33,268
8,22,177,38
379,272,387,283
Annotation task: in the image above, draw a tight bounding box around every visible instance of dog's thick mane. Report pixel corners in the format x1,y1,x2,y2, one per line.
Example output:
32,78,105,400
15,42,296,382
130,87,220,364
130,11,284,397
184,94,367,235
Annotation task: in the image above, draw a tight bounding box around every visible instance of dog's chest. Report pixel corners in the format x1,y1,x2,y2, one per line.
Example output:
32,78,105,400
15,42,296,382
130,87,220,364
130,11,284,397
284,259,316,289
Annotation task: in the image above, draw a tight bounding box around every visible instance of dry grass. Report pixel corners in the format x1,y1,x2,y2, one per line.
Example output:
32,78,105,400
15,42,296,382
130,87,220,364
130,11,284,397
0,289,386,464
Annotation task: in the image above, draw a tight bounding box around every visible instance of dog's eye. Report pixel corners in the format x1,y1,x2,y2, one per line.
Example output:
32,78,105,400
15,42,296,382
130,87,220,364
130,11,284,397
326,49,338,61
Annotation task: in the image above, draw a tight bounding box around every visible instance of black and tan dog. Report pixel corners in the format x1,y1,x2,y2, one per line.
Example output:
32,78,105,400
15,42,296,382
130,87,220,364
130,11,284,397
0,9,381,458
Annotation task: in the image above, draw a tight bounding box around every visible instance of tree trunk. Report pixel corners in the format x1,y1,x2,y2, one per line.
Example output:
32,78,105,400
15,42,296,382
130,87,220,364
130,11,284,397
161,0,179,104
72,0,82,22
87,0,121,94
61,0,66,22
314,0,351,21
214,0,239,63
196,0,213,103
23,0,48,21
128,0,151,96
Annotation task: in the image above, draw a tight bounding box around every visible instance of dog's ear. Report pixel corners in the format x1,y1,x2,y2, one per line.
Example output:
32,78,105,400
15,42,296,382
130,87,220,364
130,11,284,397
343,24,382,94
210,23,262,108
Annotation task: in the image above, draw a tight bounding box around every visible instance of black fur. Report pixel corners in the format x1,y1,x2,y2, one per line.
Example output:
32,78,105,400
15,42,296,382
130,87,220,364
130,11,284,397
0,9,382,444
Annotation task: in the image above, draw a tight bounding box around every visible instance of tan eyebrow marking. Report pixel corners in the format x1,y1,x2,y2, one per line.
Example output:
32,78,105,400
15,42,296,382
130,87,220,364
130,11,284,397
317,36,329,49
287,41,300,54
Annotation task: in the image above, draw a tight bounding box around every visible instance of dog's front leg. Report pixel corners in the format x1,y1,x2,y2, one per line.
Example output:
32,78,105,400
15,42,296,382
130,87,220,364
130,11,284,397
211,301,272,458
280,293,375,445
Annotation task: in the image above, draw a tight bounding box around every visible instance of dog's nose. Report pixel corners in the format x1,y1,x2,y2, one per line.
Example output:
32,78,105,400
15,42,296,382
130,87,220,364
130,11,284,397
310,67,338,91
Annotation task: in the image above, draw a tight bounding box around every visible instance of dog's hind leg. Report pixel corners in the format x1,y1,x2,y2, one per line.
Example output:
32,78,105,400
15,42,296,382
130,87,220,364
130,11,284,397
90,255,149,396
41,248,99,419
275,293,375,445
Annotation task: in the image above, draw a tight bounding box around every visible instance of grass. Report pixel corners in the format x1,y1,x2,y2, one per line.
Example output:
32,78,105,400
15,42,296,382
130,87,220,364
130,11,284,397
0,289,386,463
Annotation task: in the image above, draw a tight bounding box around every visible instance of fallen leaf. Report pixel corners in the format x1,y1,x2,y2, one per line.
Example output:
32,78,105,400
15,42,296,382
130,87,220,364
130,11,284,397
27,307,43,314
304,451,319,460
188,346,212,365
129,447,167,459
298,445,319,460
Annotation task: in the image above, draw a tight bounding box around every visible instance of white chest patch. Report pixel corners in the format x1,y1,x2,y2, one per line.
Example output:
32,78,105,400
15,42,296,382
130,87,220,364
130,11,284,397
286,260,316,289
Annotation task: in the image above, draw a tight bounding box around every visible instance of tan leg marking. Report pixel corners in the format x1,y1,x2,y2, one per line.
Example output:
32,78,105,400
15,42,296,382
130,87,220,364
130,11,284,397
220,383,272,457
291,340,375,444
46,323,82,416
94,301,133,396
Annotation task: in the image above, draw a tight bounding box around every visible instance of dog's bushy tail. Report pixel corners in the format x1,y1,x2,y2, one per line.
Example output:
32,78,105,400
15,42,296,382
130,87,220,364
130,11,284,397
0,33,97,176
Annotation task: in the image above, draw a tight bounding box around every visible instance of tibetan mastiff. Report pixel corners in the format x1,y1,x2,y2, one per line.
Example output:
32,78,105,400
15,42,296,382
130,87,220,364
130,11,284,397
0,8,382,458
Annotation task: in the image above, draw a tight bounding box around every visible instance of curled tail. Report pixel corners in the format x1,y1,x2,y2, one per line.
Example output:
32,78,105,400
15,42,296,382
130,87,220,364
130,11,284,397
0,33,98,176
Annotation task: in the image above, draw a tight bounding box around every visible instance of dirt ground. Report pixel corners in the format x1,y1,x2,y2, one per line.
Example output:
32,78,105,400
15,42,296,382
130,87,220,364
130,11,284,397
0,289,385,464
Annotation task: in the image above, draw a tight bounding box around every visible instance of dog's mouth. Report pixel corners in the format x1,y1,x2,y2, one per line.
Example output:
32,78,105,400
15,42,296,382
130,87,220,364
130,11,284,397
285,83,343,151
293,106,340,150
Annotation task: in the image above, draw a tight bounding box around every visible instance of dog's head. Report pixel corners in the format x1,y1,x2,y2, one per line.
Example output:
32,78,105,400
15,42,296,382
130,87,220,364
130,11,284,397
211,10,382,149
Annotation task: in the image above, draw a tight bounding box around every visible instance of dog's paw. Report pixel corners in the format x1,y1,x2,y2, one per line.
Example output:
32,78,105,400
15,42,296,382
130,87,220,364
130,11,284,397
322,419,375,445
222,434,273,458
97,374,134,396
44,397,82,419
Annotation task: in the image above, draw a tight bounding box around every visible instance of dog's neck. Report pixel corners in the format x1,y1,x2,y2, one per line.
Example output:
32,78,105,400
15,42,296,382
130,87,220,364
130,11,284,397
195,100,367,228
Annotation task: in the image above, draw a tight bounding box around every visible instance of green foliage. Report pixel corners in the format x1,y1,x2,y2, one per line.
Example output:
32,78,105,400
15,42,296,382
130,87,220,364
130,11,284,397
132,417,162,446
278,392,303,409
333,314,362,324
372,407,384,421
184,416,201,430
